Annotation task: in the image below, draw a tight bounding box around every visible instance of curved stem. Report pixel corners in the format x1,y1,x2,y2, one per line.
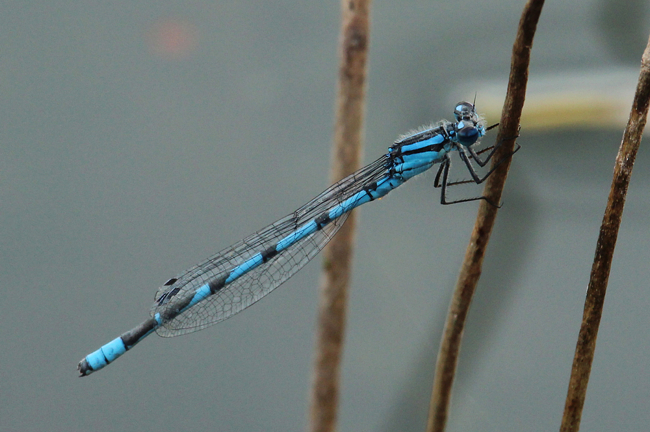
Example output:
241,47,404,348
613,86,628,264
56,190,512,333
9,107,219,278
427,1,545,431
559,34,650,432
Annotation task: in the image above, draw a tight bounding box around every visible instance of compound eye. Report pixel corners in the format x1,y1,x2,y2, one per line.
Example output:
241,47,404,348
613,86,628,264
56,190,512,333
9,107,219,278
458,125,479,146
454,101,474,121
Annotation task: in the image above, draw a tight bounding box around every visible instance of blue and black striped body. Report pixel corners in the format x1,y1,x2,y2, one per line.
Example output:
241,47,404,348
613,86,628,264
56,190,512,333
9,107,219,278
78,102,488,376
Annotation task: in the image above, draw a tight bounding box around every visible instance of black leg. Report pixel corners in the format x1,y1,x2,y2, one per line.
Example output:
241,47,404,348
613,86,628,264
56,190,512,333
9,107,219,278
458,141,521,185
439,155,501,207
474,145,495,157
435,145,502,188
466,145,497,167
465,136,506,167
466,128,520,167
436,127,520,207
435,149,507,189
433,160,446,188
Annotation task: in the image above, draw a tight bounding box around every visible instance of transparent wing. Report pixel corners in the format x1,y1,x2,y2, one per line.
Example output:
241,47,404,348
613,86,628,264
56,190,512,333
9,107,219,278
151,155,389,337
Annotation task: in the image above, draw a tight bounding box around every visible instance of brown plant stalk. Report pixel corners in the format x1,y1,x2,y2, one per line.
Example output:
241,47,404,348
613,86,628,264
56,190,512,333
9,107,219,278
559,35,650,432
309,1,372,432
427,1,545,431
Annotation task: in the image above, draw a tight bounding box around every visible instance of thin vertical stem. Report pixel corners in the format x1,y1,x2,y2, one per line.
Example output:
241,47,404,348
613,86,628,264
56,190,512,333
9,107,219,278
427,1,545,431
559,35,650,432
309,1,372,432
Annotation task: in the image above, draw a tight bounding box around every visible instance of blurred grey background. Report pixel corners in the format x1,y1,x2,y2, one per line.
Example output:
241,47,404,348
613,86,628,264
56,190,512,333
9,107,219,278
2,1,649,431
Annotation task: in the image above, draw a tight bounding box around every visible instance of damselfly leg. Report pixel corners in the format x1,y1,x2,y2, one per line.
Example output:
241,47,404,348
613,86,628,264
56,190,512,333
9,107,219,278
434,132,520,206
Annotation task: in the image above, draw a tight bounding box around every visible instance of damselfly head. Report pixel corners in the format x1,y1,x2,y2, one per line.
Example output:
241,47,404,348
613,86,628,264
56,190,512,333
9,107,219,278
454,101,485,147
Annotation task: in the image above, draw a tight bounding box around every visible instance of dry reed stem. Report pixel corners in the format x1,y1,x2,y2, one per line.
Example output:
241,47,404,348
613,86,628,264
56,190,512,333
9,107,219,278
559,34,650,432
427,1,545,431
309,1,372,432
